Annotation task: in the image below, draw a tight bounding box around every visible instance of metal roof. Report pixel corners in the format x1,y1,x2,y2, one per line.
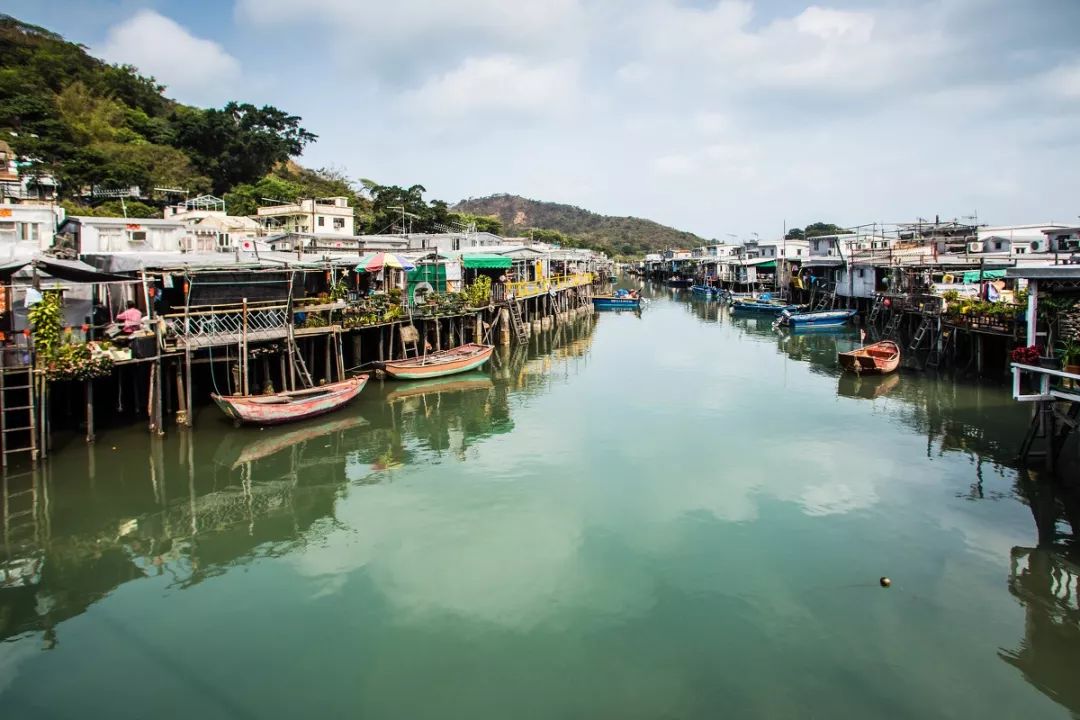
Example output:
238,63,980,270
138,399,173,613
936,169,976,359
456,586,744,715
1006,265,1080,280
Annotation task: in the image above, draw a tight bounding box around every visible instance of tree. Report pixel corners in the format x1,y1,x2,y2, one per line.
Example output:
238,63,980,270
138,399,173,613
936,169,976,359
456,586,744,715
804,222,849,237
171,102,317,194
785,227,805,240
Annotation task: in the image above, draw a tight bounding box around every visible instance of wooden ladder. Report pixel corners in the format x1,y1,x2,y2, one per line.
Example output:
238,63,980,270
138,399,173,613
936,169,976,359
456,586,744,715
290,341,314,389
506,301,528,342
0,357,37,469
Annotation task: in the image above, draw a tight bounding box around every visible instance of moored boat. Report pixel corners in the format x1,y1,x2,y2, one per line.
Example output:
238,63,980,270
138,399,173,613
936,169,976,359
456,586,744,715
776,308,857,329
731,299,803,314
212,376,369,426
382,343,494,380
667,276,693,288
592,295,642,310
690,285,724,299
838,340,900,375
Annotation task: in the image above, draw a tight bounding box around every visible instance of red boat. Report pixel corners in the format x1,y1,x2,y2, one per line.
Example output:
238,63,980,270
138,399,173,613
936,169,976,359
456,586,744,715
838,340,900,375
212,375,369,426
382,343,494,380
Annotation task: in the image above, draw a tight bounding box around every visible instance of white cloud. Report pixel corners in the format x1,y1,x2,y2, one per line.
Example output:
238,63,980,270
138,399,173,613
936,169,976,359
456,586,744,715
1040,60,1080,99
399,55,580,122
97,10,240,106
654,154,696,176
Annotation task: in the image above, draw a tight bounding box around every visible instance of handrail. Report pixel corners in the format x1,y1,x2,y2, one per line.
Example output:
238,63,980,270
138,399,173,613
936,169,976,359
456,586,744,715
504,273,593,299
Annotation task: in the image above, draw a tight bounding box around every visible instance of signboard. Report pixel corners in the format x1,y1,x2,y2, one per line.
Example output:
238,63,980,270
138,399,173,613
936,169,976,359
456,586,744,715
445,261,462,282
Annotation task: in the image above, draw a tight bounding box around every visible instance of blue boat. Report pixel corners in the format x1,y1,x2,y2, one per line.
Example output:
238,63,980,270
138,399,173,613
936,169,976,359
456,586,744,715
690,285,724,299
731,299,802,314
592,291,642,310
776,308,857,328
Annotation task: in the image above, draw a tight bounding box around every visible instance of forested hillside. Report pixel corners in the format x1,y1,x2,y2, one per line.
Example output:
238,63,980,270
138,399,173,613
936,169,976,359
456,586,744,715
453,194,705,256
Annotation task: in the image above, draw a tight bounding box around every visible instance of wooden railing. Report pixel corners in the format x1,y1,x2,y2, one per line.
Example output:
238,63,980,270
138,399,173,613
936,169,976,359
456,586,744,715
162,300,291,349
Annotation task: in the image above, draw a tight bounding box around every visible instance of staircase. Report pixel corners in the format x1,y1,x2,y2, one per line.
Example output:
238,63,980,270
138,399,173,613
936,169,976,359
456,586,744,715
506,301,528,343
0,358,37,469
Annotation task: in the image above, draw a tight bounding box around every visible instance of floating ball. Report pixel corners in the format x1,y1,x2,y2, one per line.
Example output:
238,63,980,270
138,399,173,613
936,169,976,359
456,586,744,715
879,577,892,588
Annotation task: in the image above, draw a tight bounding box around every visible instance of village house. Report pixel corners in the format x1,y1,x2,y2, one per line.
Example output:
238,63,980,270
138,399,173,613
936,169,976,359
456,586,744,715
164,195,262,253
256,196,355,236
57,215,188,254
0,203,63,259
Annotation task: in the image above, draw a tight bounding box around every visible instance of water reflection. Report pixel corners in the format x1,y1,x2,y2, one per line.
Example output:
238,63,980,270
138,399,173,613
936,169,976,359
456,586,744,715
1002,476,1080,715
0,317,598,647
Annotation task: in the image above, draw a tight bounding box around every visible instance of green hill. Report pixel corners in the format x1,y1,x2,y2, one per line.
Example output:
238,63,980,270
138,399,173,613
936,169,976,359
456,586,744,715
453,194,705,256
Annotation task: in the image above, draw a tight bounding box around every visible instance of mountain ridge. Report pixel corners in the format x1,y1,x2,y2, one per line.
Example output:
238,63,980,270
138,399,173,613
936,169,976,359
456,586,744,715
453,194,705,256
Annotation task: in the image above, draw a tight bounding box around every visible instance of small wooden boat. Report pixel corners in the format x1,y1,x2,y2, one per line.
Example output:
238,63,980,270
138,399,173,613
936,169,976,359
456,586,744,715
690,285,724,299
382,343,494,380
592,295,642,310
776,308,857,328
667,276,693,288
838,340,900,375
212,376,368,426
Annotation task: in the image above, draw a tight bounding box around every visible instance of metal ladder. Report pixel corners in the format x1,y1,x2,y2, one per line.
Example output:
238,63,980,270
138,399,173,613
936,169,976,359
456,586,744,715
925,327,953,368
2,466,41,549
867,294,885,327
909,315,935,351
506,301,528,342
883,312,903,341
0,359,37,469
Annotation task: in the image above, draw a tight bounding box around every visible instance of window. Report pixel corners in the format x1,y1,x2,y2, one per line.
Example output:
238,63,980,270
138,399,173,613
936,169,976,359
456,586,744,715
333,217,345,230
129,230,147,243
994,241,1002,250
1015,247,1026,254
812,240,819,251
17,222,39,242
317,216,325,227
797,249,802,256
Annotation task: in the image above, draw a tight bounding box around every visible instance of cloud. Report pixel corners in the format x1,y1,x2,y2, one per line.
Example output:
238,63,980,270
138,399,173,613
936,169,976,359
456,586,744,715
1040,60,1080,100
398,55,580,123
653,154,696,176
96,10,240,106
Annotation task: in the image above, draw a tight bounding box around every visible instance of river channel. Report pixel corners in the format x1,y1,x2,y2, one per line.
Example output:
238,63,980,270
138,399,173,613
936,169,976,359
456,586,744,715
2,282,1078,718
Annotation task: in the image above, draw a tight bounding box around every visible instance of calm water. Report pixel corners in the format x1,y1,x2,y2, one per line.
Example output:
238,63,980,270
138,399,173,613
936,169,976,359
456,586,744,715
3,283,1080,718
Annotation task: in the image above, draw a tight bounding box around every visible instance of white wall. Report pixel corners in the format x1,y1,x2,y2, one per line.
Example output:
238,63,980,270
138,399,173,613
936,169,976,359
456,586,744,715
835,266,877,298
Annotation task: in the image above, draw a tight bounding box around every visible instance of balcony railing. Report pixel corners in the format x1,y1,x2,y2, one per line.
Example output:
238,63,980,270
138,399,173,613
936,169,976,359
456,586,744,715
163,300,291,349
1012,363,1080,403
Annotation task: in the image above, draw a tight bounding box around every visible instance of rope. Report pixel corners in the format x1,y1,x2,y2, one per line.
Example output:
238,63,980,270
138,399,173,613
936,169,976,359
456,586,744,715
208,343,222,396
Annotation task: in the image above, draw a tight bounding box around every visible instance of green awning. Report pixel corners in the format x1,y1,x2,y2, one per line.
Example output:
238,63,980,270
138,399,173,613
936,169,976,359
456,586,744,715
757,260,776,269
462,255,512,270
961,269,1006,284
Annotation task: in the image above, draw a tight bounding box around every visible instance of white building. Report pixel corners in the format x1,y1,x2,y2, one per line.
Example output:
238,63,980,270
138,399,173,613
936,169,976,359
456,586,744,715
165,196,262,253
59,216,188,253
0,203,63,258
256,197,354,236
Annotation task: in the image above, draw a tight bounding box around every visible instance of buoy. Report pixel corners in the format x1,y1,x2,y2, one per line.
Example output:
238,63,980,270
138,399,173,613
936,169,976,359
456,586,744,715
879,577,892,588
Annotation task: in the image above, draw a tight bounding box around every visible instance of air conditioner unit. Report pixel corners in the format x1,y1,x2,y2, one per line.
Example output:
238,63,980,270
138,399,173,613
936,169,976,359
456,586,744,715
1028,240,1047,253
967,241,983,253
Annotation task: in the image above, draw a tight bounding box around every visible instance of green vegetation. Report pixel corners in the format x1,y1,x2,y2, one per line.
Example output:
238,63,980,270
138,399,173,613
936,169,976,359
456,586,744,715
453,194,703,256
785,222,850,240
0,14,315,205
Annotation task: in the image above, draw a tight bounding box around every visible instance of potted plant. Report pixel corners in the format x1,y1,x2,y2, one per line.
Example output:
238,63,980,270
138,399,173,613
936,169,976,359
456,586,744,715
1058,337,1080,375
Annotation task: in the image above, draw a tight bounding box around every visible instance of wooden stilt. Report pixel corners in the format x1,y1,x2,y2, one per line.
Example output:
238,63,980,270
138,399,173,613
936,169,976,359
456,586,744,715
85,379,94,443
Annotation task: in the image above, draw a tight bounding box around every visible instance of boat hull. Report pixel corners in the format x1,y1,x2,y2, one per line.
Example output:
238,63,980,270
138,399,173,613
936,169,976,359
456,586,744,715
212,376,368,426
592,296,642,310
732,300,801,314
778,309,857,328
667,279,692,288
838,340,900,375
382,343,494,380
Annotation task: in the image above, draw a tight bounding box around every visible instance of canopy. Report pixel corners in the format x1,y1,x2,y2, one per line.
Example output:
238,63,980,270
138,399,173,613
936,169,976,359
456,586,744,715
0,257,131,283
961,269,1007,284
355,253,415,273
757,260,777,269
462,255,512,270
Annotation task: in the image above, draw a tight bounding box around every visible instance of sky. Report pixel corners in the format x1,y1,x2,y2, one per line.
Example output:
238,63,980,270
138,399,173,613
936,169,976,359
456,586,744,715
6,0,1080,238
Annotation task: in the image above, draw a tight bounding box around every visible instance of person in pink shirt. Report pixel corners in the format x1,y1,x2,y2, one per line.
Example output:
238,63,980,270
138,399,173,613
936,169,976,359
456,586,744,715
116,301,143,334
